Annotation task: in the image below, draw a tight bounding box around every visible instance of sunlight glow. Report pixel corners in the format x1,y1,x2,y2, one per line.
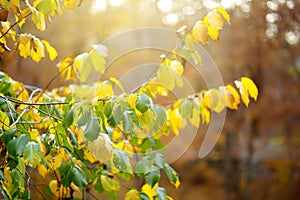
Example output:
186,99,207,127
162,13,179,26
109,0,124,7
90,0,108,13
157,0,174,13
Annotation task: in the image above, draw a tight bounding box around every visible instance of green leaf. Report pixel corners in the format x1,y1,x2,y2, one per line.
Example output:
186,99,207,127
63,109,74,128
72,165,88,188
2,128,17,145
140,192,151,200
94,177,104,194
23,142,43,167
136,93,152,113
113,149,133,173
55,126,74,152
77,109,91,126
113,104,123,125
145,167,160,187
155,187,166,200
179,99,193,118
7,134,29,158
136,156,152,176
104,100,114,118
164,164,179,186
84,117,100,141
149,105,167,132
123,110,138,133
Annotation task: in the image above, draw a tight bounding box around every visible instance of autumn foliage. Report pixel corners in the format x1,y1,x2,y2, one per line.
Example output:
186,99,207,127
0,1,258,199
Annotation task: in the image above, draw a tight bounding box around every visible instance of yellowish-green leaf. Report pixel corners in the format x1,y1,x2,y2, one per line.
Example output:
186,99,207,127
216,7,230,24
42,40,57,60
125,189,140,200
95,80,114,99
192,20,208,45
188,107,200,127
74,53,90,82
110,77,125,93
185,33,196,51
64,0,78,10
89,49,106,74
0,110,10,130
32,9,45,31
241,77,258,101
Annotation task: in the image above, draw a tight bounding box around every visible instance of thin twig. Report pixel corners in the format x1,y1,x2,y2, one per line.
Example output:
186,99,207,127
0,95,69,106
0,11,32,39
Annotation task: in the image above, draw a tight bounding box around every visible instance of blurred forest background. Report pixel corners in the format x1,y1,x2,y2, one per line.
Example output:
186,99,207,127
1,0,300,199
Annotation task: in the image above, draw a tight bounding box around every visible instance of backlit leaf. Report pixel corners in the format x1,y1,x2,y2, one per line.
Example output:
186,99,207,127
235,80,249,107
204,17,220,41
216,7,230,24
89,49,106,74
42,40,57,60
64,0,78,10
207,10,224,29
241,77,258,101
87,133,113,163
192,20,208,44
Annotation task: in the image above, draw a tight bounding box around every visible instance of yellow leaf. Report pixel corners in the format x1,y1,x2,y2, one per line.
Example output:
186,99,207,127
188,107,200,127
0,110,10,130
207,10,224,29
128,93,138,108
37,164,48,178
64,0,78,10
192,20,208,44
95,81,114,99
167,108,184,135
30,38,45,63
29,129,39,140
42,40,58,60
125,189,140,200
142,183,158,200
32,9,45,31
174,178,180,189
57,56,77,81
170,60,184,75
49,180,58,195
222,85,240,109
87,133,113,163
216,7,230,24
17,34,31,58
241,77,258,101
185,33,196,51
204,17,220,41
235,80,249,107
110,77,125,93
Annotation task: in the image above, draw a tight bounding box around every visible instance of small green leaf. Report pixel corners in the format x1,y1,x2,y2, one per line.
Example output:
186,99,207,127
84,117,100,141
136,94,152,113
136,156,152,176
72,165,88,188
63,109,74,128
23,142,43,167
7,134,29,158
145,167,160,187
2,128,17,145
104,100,114,118
155,187,166,200
179,99,193,118
77,109,91,126
113,149,133,173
